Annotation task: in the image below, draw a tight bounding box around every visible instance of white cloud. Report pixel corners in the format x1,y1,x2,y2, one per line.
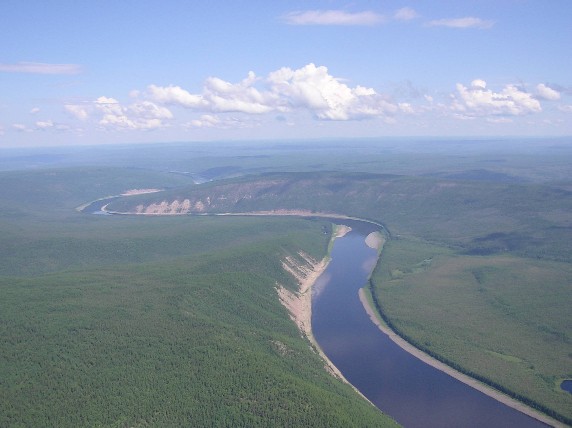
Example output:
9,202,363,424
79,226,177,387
427,17,494,29
0,62,82,74
282,10,385,26
129,100,173,120
35,120,54,130
12,123,31,132
95,97,173,130
203,72,277,113
452,79,541,116
30,107,40,114
267,63,397,120
65,104,89,121
398,103,415,114
394,7,419,21
148,85,205,108
150,73,276,114
149,64,398,121
186,114,220,128
535,83,560,101
558,105,572,113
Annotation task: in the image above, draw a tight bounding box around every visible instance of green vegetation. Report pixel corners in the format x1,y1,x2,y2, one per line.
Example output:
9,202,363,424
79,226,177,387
0,168,396,427
107,142,572,423
2,139,571,425
370,239,572,422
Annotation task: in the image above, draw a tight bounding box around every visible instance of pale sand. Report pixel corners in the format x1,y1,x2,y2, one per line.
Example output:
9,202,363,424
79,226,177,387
276,254,346,381
358,288,564,428
276,226,376,405
365,231,384,251
120,188,162,196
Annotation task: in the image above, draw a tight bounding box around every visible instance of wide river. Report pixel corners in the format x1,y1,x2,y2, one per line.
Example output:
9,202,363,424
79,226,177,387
312,219,548,428
83,200,550,427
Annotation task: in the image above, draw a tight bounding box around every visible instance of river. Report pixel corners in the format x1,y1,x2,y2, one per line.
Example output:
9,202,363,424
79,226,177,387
312,219,548,428
83,201,552,426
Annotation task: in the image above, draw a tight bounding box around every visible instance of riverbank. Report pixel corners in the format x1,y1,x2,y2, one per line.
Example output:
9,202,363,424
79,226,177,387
358,288,563,428
276,224,352,382
84,199,559,425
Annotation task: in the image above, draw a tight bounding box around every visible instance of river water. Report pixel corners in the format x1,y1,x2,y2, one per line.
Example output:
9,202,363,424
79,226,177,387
84,201,550,426
312,219,547,428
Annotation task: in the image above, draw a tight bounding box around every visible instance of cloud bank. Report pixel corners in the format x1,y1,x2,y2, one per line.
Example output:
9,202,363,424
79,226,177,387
13,64,565,138
148,64,398,121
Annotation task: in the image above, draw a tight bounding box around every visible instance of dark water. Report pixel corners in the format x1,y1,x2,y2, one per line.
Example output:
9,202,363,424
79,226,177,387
562,380,572,394
312,220,547,428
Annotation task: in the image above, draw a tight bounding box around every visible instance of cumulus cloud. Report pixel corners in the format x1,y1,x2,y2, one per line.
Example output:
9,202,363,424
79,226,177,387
149,75,275,114
65,104,89,121
30,107,40,114
149,64,398,121
559,105,572,113
394,7,419,21
95,96,173,130
147,85,205,108
535,83,560,101
0,62,82,74
203,72,277,113
282,10,385,26
452,79,541,116
427,17,494,29
267,64,395,120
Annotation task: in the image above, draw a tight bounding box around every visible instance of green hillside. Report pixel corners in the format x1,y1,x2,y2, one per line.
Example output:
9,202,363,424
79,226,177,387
109,170,572,423
0,168,397,427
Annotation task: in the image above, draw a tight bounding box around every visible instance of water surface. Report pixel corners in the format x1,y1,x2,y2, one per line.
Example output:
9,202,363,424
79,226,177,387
312,220,547,428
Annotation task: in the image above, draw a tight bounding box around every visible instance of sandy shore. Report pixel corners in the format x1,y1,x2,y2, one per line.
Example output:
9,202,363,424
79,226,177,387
358,288,563,428
276,224,378,403
276,224,351,379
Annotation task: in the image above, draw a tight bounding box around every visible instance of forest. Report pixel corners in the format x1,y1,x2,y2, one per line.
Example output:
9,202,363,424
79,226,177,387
1,138,571,426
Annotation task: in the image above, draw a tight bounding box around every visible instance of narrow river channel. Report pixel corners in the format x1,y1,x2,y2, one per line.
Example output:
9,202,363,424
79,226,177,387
312,219,548,428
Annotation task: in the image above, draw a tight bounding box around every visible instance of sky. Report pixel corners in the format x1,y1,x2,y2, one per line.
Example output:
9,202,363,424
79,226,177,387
1,0,571,147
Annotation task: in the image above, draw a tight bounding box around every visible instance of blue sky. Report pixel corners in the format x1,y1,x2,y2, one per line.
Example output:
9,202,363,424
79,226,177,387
1,0,571,147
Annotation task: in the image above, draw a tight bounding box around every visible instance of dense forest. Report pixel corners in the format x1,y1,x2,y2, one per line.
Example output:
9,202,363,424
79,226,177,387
0,166,397,427
1,139,571,425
